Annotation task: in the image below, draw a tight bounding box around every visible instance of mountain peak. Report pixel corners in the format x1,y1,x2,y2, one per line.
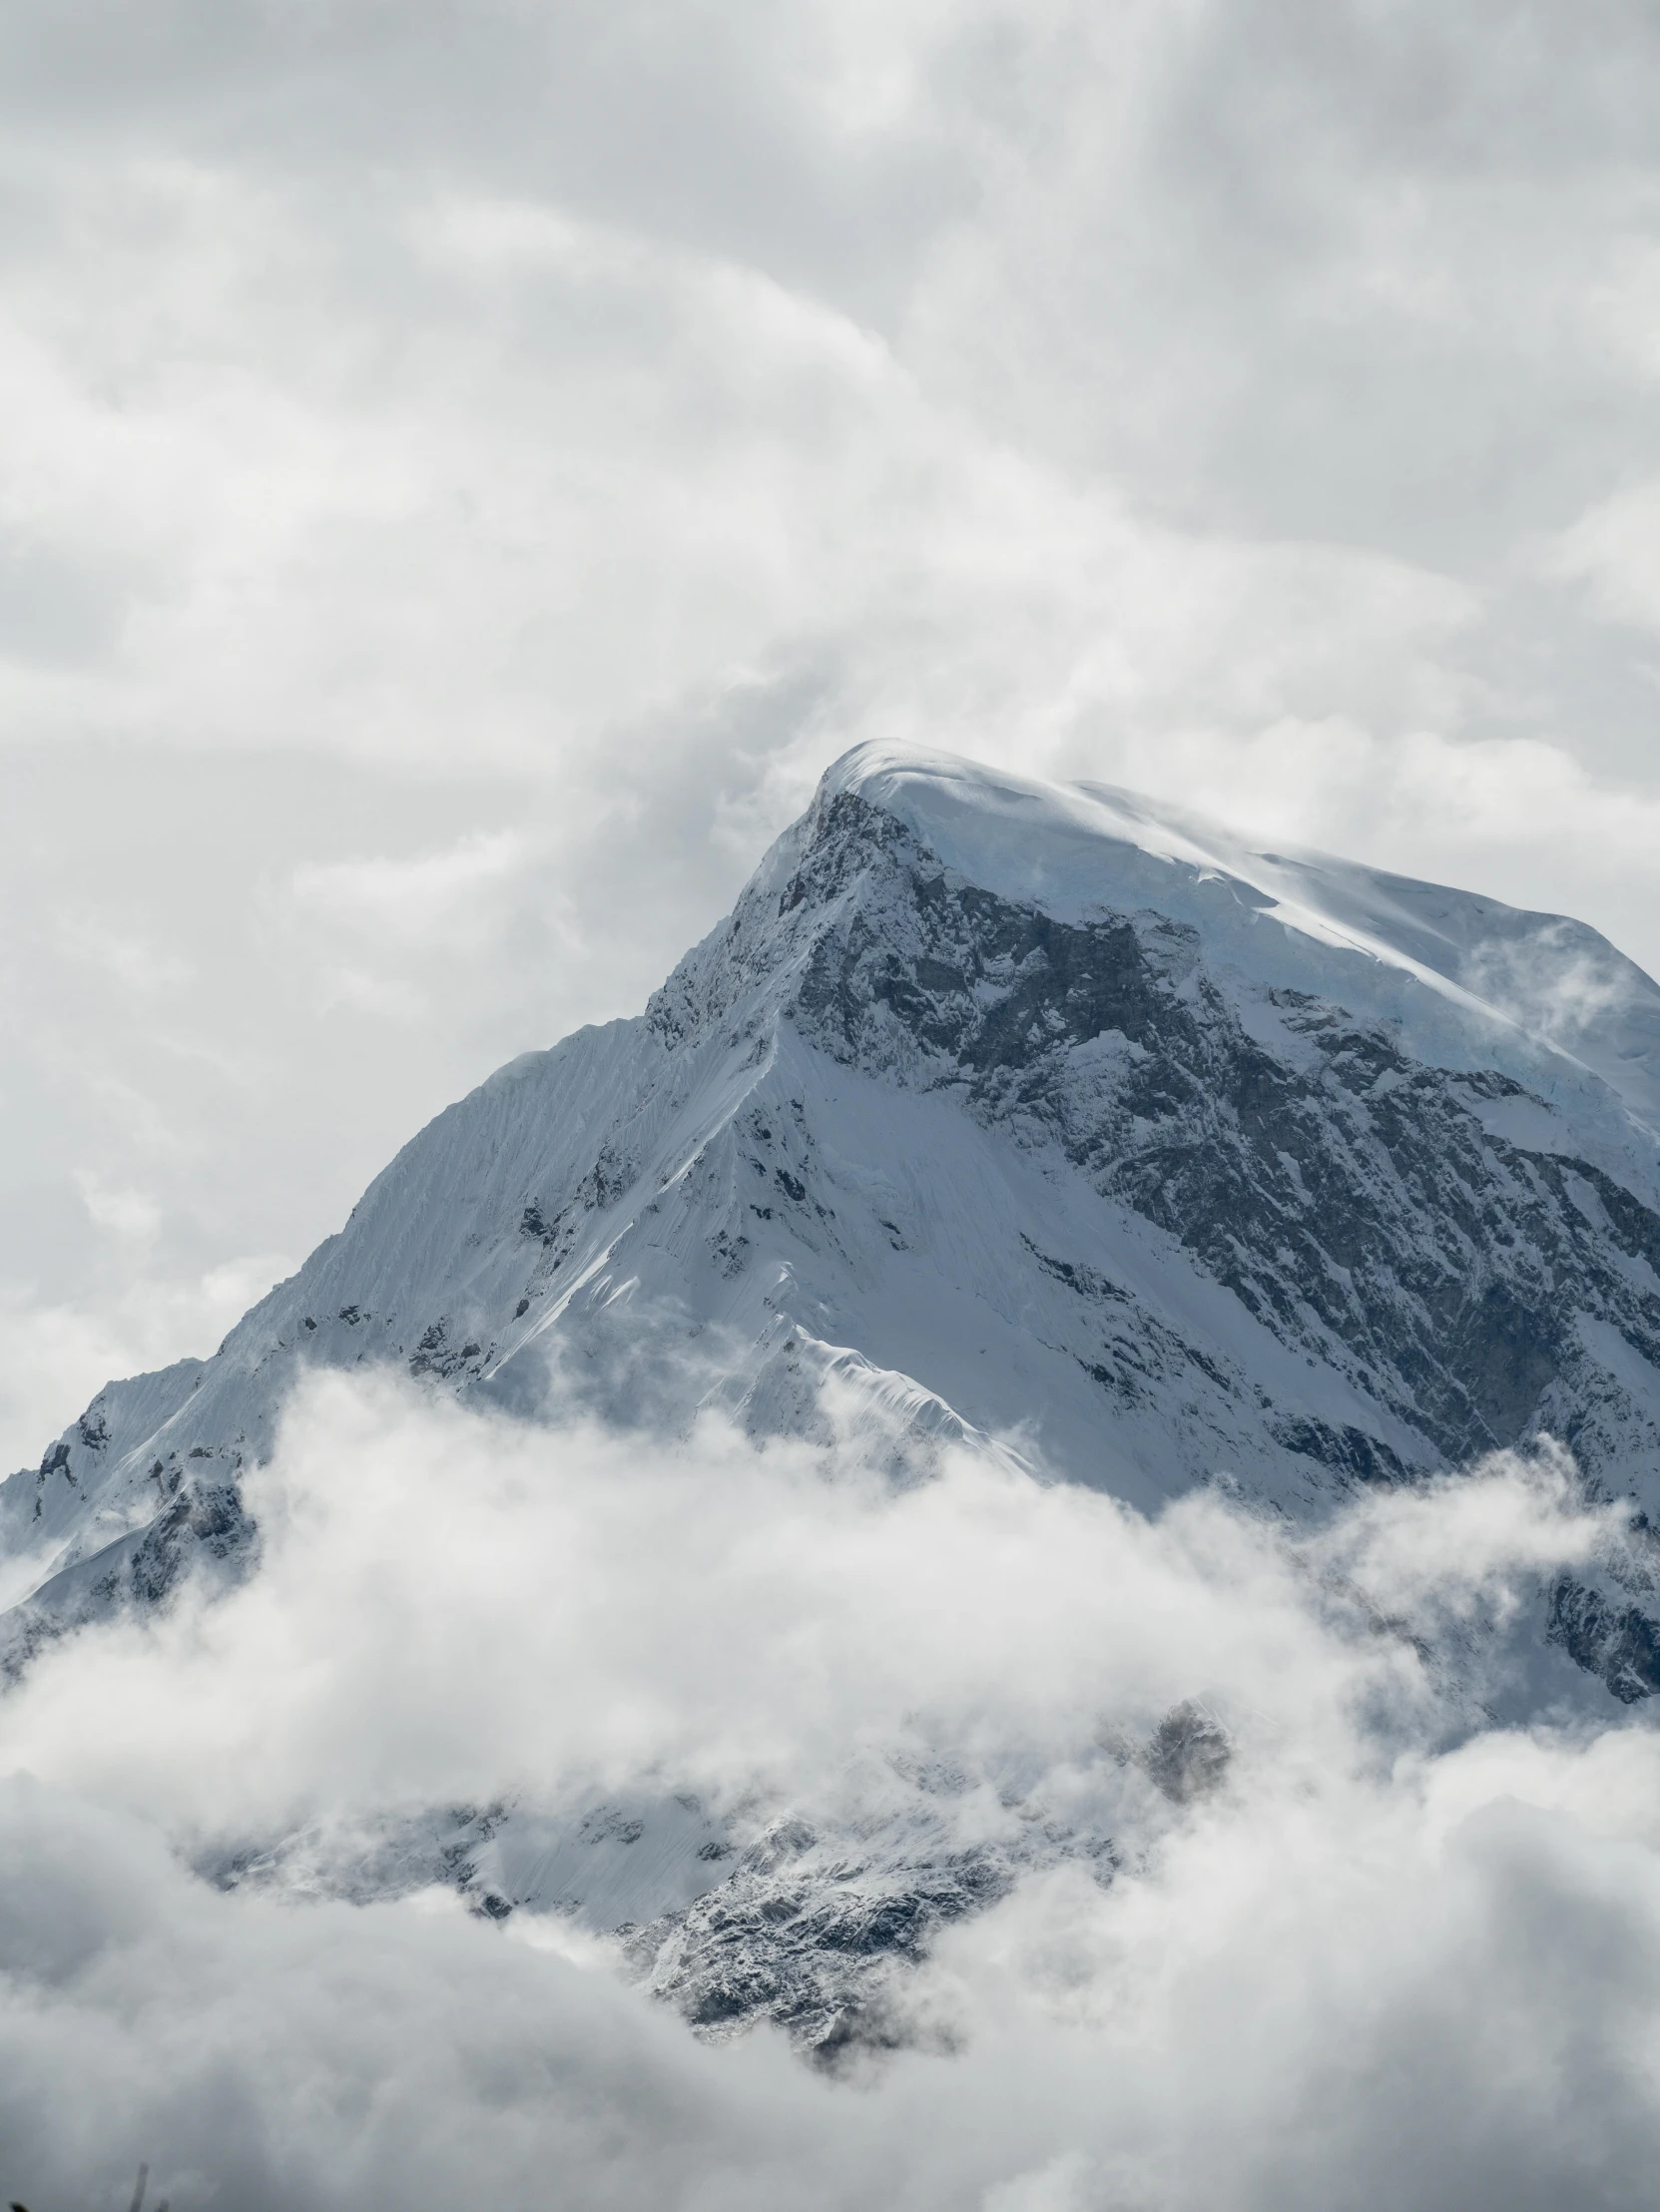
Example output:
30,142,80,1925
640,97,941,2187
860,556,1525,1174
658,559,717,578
817,741,1660,1136
8,751,1660,1709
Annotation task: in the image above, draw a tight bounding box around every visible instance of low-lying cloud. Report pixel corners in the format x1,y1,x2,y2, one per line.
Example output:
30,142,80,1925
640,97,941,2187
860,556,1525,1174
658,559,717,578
1,1374,1658,2208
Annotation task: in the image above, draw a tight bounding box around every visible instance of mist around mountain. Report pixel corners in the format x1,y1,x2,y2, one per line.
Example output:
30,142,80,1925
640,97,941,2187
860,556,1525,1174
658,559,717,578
5,747,1660,2210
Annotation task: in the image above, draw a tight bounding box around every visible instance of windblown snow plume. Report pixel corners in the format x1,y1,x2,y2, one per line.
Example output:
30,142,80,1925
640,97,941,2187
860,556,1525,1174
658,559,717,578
2,1374,1659,2209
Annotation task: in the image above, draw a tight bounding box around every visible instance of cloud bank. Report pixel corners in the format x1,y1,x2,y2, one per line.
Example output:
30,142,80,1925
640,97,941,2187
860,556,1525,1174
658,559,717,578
1,1373,1658,2208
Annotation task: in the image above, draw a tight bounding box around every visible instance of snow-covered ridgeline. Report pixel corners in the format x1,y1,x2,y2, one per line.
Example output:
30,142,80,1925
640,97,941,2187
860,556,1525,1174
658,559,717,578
7,740,1660,1661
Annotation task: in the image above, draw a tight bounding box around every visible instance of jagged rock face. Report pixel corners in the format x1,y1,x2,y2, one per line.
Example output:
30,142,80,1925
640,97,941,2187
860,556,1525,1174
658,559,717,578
630,1824,1025,2059
764,790,1660,1479
8,740,1660,2044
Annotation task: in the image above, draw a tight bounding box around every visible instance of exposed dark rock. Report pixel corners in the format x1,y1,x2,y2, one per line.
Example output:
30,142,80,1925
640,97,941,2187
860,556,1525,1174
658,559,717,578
1548,1574,1660,1703
784,793,1660,1479
1146,1701,1233,1804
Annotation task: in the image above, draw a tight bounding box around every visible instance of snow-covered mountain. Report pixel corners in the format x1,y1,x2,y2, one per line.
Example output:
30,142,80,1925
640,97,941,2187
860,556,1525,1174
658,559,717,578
9,742,1660,2046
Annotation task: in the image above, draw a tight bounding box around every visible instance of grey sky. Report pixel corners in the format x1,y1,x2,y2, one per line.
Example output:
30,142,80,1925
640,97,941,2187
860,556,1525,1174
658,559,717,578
5,0,1660,1462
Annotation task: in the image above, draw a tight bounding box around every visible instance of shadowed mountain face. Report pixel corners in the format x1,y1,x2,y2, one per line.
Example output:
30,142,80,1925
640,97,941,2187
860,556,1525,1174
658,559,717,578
779,790,1660,1477
7,743,1660,2045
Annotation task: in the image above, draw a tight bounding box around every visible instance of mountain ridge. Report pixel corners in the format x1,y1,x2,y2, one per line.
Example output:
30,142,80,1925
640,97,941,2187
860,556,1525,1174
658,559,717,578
10,743,1660,1616
12,740,1660,2047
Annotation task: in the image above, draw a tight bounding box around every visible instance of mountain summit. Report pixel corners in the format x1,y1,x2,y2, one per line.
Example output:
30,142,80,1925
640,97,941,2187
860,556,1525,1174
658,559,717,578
10,743,1660,1669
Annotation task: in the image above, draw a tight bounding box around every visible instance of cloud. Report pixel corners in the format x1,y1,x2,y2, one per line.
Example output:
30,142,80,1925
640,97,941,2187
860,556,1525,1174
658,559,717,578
73,1171,162,1243
1545,478,1660,631
0,1372,1657,2207
286,833,528,946
277,830,552,1020
0,1371,1350,1833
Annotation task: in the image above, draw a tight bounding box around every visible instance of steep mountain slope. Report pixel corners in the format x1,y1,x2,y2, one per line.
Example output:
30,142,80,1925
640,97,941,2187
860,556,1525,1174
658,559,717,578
7,742,1660,2045
12,743,1660,1591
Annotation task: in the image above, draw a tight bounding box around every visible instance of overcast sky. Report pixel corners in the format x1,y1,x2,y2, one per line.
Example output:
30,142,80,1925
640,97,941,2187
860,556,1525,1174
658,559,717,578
6,0,1660,1463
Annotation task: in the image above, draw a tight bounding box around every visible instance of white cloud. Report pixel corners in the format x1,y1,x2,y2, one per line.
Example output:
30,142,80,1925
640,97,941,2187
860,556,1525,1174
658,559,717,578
1546,478,1660,631
73,1170,162,1243
286,830,530,949
0,1374,1656,2208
